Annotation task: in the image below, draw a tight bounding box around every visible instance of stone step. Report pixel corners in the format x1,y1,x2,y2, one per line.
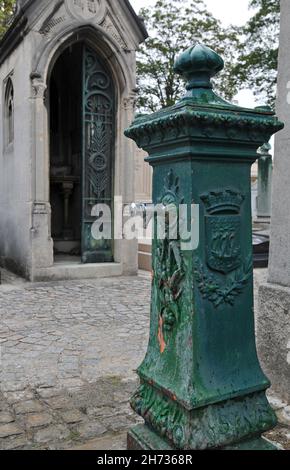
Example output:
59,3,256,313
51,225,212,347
33,263,123,282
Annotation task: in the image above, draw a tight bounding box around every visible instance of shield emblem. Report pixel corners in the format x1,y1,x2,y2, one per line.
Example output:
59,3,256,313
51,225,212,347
205,215,241,274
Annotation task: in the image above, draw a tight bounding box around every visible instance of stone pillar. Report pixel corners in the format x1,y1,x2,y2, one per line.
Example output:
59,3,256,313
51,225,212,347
30,74,54,279
114,92,139,275
125,44,283,450
257,0,290,406
256,142,273,222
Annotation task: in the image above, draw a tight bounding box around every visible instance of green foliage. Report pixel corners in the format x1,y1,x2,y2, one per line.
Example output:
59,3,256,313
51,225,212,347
0,0,17,38
136,0,241,113
234,0,280,108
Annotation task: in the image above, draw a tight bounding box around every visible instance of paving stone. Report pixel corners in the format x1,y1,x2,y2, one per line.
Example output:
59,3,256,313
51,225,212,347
0,412,14,424
34,425,71,444
14,400,44,415
0,402,9,412
3,390,34,404
265,426,290,450
25,413,53,429
277,406,290,426
267,393,288,411
36,388,63,399
76,421,107,440
67,432,127,451
86,406,116,419
44,397,73,410
59,379,84,389
61,410,84,424
102,415,136,433
0,436,28,450
0,423,23,438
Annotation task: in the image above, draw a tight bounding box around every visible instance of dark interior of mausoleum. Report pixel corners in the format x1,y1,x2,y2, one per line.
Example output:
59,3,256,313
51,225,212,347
49,43,83,258
49,41,115,264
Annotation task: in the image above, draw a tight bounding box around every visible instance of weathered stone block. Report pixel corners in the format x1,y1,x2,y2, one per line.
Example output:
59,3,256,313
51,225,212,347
0,423,23,438
14,400,44,415
61,410,84,424
44,397,73,410
258,283,290,404
75,421,107,440
34,425,70,444
25,412,53,429
0,412,14,424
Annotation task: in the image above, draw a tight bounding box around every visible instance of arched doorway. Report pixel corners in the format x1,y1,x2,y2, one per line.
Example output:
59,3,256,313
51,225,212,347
49,42,115,264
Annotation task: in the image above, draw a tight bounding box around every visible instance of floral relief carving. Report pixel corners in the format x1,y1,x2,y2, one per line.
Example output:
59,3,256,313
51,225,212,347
154,170,185,350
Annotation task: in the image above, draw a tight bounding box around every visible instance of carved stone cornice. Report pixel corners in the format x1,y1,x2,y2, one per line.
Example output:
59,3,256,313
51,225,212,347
100,12,128,50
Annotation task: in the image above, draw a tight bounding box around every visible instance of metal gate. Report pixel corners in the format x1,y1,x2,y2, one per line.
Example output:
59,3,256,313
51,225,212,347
82,45,115,263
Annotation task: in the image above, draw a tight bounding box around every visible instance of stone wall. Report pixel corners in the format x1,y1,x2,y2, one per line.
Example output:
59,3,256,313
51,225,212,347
0,33,34,278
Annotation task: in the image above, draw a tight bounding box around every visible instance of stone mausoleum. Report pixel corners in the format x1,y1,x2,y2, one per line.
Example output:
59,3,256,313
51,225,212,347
0,0,147,281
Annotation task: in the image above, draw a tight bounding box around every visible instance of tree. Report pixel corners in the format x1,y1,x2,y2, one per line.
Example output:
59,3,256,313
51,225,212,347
235,0,280,108
0,0,17,39
136,0,241,113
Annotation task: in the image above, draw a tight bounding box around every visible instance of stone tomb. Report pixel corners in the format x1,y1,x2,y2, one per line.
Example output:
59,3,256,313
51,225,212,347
0,0,147,281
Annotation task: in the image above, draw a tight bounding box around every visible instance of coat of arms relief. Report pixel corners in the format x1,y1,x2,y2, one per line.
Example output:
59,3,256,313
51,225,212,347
66,0,105,21
38,1,128,51
201,190,245,274
63,0,128,50
195,189,252,308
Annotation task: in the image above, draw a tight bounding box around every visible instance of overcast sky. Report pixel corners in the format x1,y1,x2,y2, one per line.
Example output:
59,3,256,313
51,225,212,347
130,0,253,26
130,0,257,107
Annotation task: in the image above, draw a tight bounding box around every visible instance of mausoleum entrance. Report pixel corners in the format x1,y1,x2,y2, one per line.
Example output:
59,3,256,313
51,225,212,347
49,42,115,265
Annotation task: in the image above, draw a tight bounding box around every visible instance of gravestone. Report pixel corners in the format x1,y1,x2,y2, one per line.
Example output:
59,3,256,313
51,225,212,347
125,43,283,450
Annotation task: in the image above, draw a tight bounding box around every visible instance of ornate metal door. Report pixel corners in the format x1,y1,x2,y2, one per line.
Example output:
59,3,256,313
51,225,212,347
82,45,115,263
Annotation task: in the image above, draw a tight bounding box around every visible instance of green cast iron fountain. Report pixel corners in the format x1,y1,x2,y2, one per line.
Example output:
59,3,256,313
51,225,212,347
125,44,284,450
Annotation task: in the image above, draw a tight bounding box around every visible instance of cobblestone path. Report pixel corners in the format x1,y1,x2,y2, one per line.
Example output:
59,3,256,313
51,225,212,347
0,276,150,449
0,271,289,450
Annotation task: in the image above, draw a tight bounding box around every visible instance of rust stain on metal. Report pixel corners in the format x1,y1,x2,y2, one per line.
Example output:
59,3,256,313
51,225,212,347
158,316,166,354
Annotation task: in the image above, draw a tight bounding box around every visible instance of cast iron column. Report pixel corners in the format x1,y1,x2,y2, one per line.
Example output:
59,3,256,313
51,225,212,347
125,44,283,450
